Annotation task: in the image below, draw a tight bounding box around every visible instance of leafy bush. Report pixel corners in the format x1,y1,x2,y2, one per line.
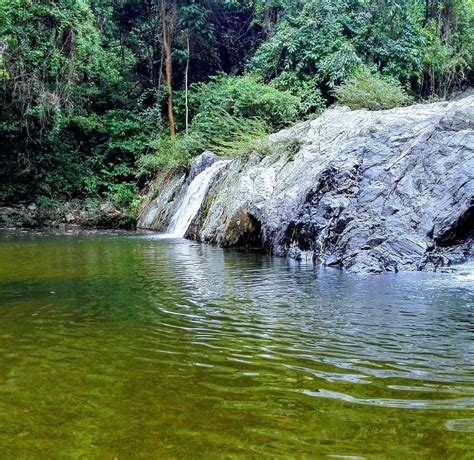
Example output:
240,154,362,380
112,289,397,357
189,74,301,130
108,182,138,211
190,108,270,156
138,74,293,175
138,108,270,176
250,2,362,94
271,73,326,117
333,68,414,110
138,135,193,176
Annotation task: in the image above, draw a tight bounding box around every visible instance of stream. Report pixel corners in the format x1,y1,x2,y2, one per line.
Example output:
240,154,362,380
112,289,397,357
0,229,473,457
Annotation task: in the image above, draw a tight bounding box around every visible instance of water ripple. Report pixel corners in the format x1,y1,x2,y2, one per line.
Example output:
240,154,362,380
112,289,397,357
0,230,473,457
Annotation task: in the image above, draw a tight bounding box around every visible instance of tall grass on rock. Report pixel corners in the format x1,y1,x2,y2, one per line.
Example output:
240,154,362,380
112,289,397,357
333,68,414,111
138,75,302,176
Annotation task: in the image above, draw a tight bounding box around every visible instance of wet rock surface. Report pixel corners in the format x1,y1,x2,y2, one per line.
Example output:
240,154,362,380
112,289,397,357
137,152,222,232
188,151,218,182
139,96,474,273
138,170,186,230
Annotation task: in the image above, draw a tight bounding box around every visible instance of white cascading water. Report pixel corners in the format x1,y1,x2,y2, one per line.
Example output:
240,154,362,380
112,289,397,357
166,160,229,238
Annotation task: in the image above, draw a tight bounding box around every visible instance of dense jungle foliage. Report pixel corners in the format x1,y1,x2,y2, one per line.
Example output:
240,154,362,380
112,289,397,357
1,0,472,212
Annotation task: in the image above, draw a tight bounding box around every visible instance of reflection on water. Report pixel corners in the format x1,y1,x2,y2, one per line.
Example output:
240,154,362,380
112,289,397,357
0,230,473,458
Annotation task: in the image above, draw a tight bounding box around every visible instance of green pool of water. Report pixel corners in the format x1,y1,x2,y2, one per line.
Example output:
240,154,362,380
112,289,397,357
0,230,473,458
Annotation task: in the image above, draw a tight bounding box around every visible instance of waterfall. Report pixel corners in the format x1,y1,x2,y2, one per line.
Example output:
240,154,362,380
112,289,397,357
166,160,229,238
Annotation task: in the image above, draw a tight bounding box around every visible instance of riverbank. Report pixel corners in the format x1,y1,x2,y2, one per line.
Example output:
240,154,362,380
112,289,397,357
139,96,474,274
0,200,136,230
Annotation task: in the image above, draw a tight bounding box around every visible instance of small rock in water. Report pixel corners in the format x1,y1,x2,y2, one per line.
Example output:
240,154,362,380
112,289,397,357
445,419,474,432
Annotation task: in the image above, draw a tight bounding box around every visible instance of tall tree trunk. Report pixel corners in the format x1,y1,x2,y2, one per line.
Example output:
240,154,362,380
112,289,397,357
263,7,278,38
161,0,175,139
157,53,163,92
185,34,190,134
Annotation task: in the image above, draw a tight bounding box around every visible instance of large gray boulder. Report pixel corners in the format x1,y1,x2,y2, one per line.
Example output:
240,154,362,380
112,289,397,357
139,95,474,273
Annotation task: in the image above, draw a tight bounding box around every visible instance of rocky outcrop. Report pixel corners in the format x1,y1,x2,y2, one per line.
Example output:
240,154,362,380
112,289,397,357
138,170,186,230
138,95,474,273
138,151,222,231
0,200,135,229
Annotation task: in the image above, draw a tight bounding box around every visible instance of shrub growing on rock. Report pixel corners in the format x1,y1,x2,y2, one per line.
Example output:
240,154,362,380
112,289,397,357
333,68,414,110
189,74,301,130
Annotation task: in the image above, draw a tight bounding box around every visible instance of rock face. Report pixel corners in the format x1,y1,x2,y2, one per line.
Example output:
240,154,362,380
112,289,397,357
1,200,134,229
138,95,474,273
138,151,221,231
